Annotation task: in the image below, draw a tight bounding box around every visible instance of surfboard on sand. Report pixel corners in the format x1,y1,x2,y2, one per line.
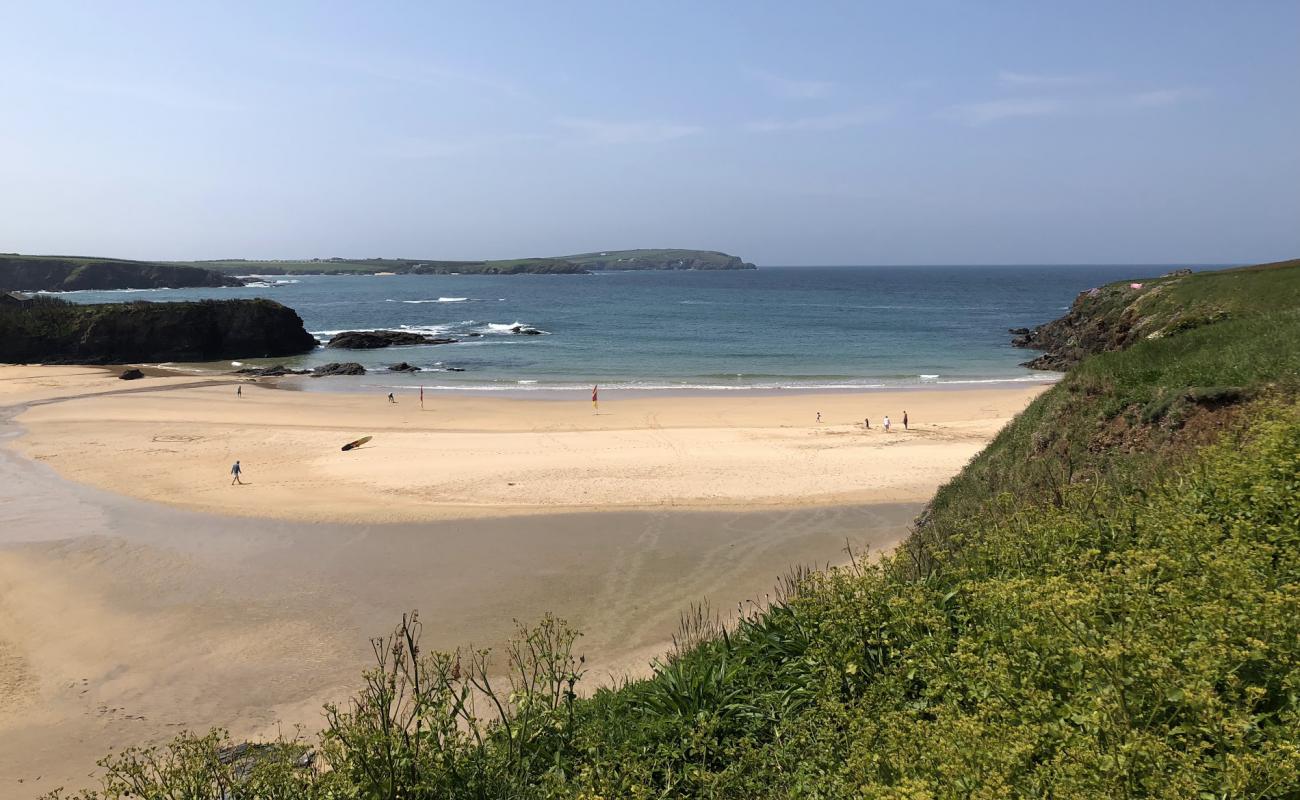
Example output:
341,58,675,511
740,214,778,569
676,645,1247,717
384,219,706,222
341,435,372,452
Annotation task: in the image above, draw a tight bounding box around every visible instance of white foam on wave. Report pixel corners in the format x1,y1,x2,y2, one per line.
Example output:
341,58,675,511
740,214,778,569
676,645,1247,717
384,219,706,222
38,287,173,294
386,297,472,303
936,374,1060,385
481,321,549,334
238,278,299,288
396,323,458,336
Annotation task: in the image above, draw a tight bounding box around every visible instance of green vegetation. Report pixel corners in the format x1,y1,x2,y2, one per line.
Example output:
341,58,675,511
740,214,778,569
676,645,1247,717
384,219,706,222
190,257,589,275
0,254,240,291
190,249,755,275
2,249,757,279
1015,258,1300,369
45,261,1300,798
561,249,756,271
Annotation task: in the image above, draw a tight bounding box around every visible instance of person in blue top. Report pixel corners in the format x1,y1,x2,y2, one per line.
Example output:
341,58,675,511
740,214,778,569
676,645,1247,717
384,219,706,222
230,460,244,485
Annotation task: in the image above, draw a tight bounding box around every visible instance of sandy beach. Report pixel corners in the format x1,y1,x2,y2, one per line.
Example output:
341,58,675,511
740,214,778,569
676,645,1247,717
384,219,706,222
0,365,1046,795
3,366,1047,523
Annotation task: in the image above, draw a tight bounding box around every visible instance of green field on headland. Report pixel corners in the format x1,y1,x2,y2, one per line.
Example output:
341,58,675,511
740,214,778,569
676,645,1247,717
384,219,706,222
191,248,756,275
45,260,1300,799
1,249,756,291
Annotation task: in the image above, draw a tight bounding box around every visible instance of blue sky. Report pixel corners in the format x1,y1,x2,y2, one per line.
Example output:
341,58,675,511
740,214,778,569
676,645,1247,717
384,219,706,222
1,1,1297,265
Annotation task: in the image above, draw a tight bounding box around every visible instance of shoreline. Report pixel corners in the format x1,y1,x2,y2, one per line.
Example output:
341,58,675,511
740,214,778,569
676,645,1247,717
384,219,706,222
27,359,1061,399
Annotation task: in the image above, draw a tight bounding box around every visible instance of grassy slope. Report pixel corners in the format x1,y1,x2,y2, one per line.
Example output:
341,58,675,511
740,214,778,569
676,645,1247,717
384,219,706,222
47,261,1300,799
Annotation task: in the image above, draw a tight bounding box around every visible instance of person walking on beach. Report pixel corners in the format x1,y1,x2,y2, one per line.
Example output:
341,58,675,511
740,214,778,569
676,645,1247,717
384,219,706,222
903,410,908,430
864,417,870,429
883,415,891,432
236,385,242,398
817,411,822,423
230,460,243,485
387,392,396,404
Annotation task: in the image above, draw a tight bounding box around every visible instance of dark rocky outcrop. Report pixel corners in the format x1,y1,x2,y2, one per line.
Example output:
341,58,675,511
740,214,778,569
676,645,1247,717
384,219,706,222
234,364,311,376
1010,265,1262,371
389,362,421,372
327,330,457,349
1012,286,1145,371
119,368,144,380
0,256,243,292
313,362,366,376
0,296,319,365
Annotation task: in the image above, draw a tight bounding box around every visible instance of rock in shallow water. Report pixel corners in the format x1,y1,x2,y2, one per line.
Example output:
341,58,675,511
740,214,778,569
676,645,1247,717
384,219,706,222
313,362,367,376
326,330,457,349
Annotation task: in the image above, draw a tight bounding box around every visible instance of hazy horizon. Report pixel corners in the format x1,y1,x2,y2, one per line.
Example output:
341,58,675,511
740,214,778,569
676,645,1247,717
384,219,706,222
2,2,1297,265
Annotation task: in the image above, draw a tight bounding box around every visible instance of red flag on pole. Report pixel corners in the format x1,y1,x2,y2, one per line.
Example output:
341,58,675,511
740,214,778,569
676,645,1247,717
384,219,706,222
420,386,424,408
591,385,598,403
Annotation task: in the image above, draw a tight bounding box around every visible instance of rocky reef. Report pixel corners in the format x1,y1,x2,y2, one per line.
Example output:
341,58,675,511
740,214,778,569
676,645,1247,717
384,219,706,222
0,255,244,291
0,296,318,364
327,330,458,349
312,362,367,376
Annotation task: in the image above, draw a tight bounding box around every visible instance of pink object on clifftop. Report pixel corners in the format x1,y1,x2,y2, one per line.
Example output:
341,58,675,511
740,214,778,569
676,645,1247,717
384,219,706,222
1130,283,1144,289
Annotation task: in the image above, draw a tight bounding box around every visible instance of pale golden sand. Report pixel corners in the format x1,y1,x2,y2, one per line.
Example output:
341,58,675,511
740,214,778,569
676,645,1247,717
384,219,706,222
0,365,1047,795
5,367,1047,523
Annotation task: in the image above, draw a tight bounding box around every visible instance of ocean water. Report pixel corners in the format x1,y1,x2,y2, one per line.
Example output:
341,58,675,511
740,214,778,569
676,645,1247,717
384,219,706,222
54,265,1174,392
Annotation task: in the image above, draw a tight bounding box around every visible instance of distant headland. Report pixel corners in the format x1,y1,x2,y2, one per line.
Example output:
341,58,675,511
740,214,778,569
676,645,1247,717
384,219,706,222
192,248,757,276
0,248,756,292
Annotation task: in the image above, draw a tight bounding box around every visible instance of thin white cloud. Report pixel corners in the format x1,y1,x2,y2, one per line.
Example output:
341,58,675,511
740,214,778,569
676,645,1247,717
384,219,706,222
947,86,1204,125
998,70,1100,88
1126,87,1205,107
554,117,701,145
745,68,834,100
745,108,891,133
945,97,1067,125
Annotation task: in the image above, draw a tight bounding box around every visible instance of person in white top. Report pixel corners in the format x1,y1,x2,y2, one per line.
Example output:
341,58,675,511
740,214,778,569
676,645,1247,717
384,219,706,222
883,415,891,432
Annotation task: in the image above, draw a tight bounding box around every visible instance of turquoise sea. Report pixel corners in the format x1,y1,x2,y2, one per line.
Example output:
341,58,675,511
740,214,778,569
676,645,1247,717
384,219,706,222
55,265,1193,392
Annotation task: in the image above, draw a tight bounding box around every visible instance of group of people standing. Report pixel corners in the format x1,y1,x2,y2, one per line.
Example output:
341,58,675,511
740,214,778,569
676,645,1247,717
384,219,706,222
817,410,910,431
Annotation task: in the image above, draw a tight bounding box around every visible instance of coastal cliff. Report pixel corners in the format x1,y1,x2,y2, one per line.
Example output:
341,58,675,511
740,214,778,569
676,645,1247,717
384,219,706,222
0,255,244,292
1012,258,1300,370
0,296,318,364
